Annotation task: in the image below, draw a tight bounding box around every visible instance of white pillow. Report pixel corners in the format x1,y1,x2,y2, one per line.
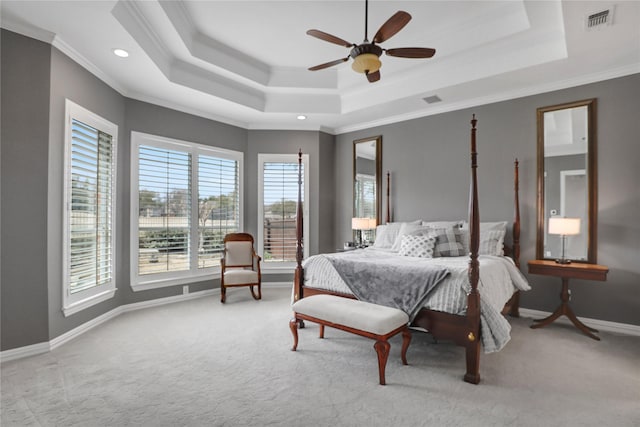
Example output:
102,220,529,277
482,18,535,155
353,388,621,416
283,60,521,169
372,221,419,249
461,221,507,255
372,225,390,249
398,234,436,258
478,229,505,256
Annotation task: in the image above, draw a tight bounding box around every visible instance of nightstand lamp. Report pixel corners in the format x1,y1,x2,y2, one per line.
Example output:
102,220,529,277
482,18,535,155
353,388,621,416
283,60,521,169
352,217,376,248
548,217,580,264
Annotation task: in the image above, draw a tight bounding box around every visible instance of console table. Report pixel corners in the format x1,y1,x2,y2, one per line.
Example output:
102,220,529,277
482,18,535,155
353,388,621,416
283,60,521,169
527,260,609,340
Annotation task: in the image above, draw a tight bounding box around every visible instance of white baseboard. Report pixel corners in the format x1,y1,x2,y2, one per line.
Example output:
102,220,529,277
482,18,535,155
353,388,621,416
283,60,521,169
11,290,634,364
519,308,640,337
1,288,220,364
264,282,293,289
0,342,50,363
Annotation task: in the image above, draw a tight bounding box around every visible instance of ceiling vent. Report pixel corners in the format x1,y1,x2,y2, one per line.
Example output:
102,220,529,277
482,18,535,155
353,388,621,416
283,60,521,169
423,95,442,104
586,7,614,30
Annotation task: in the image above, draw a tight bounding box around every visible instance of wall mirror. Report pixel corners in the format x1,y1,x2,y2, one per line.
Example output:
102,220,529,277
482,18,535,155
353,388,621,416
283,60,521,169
536,99,597,263
353,136,382,242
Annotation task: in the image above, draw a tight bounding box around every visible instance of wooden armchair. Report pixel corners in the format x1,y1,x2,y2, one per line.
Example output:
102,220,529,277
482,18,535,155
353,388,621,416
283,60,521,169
220,233,262,303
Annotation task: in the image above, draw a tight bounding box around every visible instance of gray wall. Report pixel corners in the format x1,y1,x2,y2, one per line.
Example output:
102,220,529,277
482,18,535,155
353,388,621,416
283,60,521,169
0,31,334,351
1,30,52,349
334,73,640,326
46,41,127,340
246,130,336,257
121,99,249,304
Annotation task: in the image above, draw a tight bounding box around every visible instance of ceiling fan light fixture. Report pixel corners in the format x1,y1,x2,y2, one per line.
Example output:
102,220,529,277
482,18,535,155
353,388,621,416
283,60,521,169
351,53,381,74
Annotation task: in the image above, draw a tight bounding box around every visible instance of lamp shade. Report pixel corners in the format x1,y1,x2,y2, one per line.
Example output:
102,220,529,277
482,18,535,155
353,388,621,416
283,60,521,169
548,217,581,236
352,217,376,230
351,53,381,74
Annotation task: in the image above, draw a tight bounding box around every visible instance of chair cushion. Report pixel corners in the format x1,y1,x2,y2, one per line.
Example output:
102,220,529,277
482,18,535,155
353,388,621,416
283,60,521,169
225,241,253,266
224,269,258,285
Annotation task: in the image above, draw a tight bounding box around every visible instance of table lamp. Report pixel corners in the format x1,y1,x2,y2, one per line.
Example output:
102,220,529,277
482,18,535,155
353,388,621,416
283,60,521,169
548,217,581,264
352,217,376,248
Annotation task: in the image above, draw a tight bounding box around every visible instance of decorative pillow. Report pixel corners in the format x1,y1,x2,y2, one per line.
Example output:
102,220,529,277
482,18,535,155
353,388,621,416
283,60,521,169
461,221,507,255
390,223,431,252
479,229,505,256
398,234,436,258
431,226,466,257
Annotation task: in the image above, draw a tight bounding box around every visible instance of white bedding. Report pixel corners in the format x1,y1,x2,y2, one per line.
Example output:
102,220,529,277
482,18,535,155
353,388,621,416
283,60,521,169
302,248,530,352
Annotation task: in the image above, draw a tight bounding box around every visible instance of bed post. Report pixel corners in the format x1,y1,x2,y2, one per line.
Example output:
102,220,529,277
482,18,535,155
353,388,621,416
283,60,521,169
465,114,481,385
508,159,522,317
293,149,304,303
386,171,391,224
513,159,521,268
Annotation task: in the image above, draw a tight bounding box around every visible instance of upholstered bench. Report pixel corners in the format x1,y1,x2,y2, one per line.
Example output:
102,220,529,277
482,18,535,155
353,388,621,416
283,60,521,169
289,294,411,385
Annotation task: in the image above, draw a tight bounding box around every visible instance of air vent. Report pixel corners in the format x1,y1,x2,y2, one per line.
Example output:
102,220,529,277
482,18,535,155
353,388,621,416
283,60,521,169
423,95,442,104
586,7,614,30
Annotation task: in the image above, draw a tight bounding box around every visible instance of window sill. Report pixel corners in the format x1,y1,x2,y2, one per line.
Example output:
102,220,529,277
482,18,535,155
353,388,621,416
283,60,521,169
131,271,221,292
262,264,297,274
63,288,117,317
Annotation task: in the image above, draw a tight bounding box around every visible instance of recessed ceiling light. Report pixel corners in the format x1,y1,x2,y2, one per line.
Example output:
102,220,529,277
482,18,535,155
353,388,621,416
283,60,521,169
113,48,129,58
297,115,307,120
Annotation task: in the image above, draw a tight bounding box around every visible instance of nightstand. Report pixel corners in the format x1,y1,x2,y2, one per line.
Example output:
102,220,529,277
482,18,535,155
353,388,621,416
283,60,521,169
527,259,609,340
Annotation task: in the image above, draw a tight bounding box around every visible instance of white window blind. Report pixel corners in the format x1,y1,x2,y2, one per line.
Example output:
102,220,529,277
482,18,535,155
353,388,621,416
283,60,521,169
69,120,114,292
131,132,243,290
137,145,191,275
63,100,117,316
198,154,240,268
355,174,376,218
258,154,308,265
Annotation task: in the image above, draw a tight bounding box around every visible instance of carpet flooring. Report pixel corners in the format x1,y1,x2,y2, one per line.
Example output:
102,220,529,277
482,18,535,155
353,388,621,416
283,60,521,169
2,287,639,426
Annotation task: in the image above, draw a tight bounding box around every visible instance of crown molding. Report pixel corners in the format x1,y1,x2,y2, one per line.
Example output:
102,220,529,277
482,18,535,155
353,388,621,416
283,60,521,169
333,64,640,135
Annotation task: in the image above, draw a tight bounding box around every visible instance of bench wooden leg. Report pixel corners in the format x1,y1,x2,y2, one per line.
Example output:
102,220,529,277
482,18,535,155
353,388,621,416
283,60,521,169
289,318,299,351
319,324,325,338
401,327,411,365
373,340,390,385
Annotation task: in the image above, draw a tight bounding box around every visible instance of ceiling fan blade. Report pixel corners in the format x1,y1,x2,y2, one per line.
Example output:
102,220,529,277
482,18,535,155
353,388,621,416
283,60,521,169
366,70,380,83
308,57,349,71
373,11,411,44
385,47,436,59
306,29,354,48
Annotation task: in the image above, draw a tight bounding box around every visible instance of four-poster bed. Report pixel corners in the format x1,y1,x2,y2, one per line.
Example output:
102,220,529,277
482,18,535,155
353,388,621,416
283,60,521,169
293,116,526,384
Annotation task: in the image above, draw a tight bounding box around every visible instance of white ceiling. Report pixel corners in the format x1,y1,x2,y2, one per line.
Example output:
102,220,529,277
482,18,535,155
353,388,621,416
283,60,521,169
2,1,639,134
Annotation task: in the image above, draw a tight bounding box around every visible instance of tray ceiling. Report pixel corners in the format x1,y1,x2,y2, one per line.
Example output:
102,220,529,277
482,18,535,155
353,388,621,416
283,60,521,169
2,1,639,134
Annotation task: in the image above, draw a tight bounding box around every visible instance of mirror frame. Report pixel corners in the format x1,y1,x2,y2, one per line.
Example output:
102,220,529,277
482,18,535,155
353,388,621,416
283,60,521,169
536,98,598,263
353,136,382,226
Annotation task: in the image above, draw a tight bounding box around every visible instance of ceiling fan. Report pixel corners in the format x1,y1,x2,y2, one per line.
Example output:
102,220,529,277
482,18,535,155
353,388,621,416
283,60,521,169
306,0,436,83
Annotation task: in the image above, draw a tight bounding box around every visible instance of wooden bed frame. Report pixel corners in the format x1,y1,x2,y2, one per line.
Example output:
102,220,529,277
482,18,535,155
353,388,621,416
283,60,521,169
293,115,521,384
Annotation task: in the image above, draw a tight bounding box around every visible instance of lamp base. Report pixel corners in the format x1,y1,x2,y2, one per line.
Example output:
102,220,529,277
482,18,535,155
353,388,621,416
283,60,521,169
555,258,572,265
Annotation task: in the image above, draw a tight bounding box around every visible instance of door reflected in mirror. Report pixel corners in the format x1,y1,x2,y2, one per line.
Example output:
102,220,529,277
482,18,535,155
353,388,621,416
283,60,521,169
537,99,597,263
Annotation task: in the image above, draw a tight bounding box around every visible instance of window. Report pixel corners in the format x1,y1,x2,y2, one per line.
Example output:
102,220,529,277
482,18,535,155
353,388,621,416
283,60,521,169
355,173,376,242
131,132,242,290
258,154,309,270
63,100,118,316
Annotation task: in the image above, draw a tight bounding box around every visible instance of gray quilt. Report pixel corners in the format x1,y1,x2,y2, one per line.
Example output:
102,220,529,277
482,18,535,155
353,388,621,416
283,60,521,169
326,255,450,321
